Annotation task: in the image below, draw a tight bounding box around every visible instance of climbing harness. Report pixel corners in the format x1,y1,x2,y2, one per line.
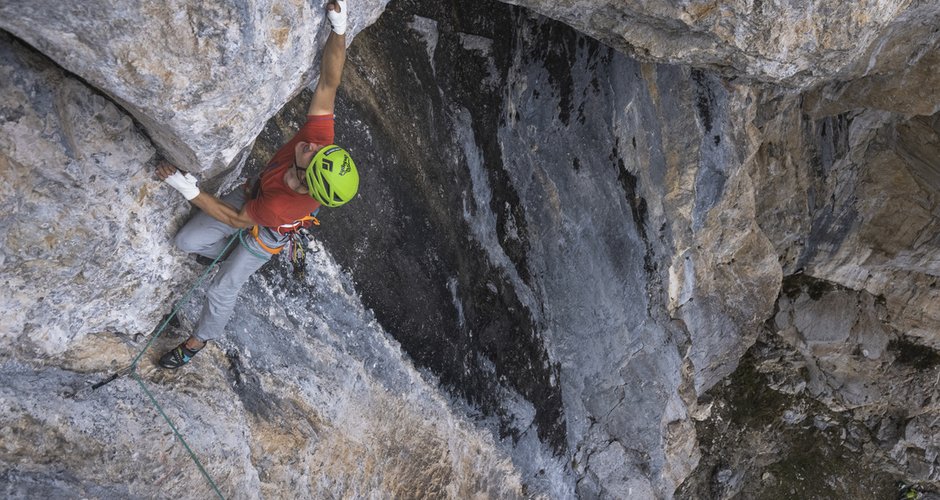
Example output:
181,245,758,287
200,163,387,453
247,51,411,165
248,214,319,254
92,231,240,500
250,225,284,255
245,211,319,278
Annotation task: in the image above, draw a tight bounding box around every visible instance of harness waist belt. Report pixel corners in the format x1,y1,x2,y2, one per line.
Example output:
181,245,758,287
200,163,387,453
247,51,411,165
250,215,319,255
250,225,285,255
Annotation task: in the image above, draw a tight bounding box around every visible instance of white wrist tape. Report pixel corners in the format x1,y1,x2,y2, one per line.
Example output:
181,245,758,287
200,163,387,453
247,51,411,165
164,171,200,201
327,0,348,35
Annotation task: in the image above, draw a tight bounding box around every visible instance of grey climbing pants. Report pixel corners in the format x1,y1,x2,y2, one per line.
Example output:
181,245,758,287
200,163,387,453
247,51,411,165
174,189,287,342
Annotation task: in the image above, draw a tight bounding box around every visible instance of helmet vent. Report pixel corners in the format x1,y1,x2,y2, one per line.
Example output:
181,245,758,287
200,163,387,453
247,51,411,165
304,144,357,207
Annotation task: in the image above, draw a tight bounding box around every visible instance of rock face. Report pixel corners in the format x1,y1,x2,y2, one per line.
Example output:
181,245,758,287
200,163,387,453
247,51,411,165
678,276,940,498
0,0,391,175
501,0,940,94
805,3,940,116
0,19,526,500
0,33,186,354
304,0,940,495
2,0,940,498
746,94,940,349
1,242,528,498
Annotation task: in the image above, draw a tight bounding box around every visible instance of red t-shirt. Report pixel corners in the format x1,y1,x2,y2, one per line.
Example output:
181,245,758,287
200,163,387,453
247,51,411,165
245,115,335,228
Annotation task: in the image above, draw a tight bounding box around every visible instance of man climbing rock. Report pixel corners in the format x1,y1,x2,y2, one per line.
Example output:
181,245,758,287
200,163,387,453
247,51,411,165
155,0,357,369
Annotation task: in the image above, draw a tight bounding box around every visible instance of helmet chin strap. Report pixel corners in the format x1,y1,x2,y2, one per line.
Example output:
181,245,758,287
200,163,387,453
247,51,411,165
291,159,309,194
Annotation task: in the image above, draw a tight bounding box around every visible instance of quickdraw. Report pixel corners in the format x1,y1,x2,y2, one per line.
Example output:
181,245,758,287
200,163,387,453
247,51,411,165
247,213,319,277
287,229,311,279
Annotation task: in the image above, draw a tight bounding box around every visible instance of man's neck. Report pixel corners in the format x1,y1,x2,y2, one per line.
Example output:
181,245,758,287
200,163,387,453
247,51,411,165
284,163,309,194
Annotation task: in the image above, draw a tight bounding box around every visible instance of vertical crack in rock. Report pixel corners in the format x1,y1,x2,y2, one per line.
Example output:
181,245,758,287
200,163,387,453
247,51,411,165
528,19,579,127
814,113,852,177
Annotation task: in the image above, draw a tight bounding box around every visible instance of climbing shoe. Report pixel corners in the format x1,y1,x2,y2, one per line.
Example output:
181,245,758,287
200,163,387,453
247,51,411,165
158,341,204,369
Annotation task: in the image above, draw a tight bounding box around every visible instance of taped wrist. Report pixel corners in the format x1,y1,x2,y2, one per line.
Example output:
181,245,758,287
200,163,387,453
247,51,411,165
165,171,200,200
327,0,348,35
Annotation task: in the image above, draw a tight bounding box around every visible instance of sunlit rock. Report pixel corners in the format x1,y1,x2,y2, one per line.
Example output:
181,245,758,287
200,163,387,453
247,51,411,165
0,0,391,175
0,34,186,354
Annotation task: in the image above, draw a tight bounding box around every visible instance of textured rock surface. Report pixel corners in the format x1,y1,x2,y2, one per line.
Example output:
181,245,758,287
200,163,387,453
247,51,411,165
2,0,940,497
806,2,940,116
288,1,783,496
502,0,940,96
679,276,940,498
306,0,940,495
0,33,527,499
774,278,940,485
0,34,187,354
746,93,940,347
1,245,528,498
773,278,938,422
0,0,390,175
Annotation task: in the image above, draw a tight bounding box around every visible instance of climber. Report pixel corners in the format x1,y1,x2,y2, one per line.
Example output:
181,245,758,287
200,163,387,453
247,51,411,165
154,0,357,369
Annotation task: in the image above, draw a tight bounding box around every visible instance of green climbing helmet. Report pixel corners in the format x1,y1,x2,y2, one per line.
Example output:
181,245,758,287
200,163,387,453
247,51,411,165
305,145,358,207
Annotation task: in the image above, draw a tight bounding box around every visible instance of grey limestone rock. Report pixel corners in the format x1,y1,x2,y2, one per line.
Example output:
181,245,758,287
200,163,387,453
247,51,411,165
0,28,528,500
500,0,940,96
747,92,940,348
0,0,391,175
681,277,940,496
0,34,188,354
2,0,940,497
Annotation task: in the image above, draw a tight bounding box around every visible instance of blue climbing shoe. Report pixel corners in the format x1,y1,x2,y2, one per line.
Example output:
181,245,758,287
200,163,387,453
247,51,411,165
158,341,204,369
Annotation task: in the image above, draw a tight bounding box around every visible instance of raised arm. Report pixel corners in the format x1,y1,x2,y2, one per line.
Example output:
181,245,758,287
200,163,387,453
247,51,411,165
307,1,348,116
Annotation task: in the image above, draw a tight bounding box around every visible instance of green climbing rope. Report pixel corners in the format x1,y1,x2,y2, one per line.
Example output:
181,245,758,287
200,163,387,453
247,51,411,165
117,230,242,499
131,370,225,499
129,231,240,370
